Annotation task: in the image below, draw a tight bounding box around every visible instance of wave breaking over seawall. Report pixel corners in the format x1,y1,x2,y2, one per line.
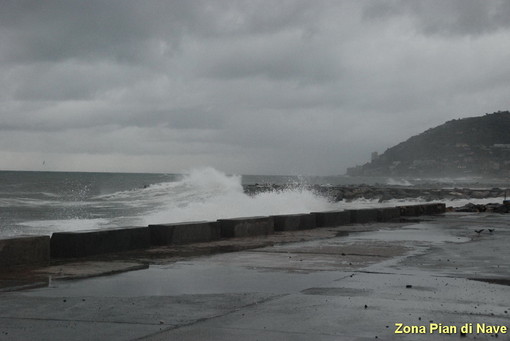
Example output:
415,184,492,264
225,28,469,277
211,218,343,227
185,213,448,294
1,168,337,237
141,168,337,225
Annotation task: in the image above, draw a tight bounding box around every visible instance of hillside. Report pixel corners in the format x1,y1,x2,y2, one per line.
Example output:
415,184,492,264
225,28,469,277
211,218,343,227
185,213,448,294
346,111,510,177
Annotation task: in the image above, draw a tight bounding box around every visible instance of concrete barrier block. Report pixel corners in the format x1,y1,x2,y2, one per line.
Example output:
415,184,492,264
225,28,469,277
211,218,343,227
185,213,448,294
312,210,351,227
398,205,424,216
398,204,446,217
0,235,50,270
422,203,446,215
348,209,379,224
50,226,150,258
149,221,220,245
272,214,316,231
218,216,274,238
377,207,401,222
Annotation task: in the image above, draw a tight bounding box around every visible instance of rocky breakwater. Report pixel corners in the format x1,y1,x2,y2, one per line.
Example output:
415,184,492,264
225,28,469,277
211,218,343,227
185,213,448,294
243,184,509,202
453,201,510,213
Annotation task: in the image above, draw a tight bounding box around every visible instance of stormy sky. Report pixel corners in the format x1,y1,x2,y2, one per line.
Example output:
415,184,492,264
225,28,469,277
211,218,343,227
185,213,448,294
1,0,509,175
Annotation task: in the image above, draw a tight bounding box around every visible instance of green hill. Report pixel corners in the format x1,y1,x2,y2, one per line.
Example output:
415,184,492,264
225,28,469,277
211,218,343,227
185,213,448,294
347,111,510,177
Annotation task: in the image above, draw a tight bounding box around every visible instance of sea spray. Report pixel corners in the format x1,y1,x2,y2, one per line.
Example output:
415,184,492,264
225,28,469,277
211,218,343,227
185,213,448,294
386,178,413,187
142,167,337,225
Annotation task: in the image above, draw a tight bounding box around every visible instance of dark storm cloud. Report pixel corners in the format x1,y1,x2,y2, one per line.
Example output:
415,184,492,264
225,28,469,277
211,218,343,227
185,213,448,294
0,1,189,64
0,0,321,65
0,0,509,174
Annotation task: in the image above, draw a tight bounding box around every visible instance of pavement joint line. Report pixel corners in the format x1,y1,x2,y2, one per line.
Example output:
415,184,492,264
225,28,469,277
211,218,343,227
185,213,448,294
327,273,357,282
133,322,192,340
0,316,175,326
242,267,353,273
248,250,391,258
134,319,205,340
0,282,49,292
352,270,413,275
135,293,290,340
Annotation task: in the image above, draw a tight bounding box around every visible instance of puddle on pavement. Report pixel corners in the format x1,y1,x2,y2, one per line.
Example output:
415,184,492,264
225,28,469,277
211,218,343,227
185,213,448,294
469,278,510,286
351,223,470,243
22,262,345,298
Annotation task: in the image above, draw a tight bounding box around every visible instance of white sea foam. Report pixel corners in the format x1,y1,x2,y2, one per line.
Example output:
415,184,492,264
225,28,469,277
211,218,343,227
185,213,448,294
142,167,337,225
18,218,112,234
385,178,413,187
0,197,85,208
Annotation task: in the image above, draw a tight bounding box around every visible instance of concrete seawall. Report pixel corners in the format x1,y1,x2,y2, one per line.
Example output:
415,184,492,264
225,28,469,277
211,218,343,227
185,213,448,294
149,221,220,245
50,226,150,258
218,216,274,238
0,236,50,271
348,208,379,224
424,203,446,214
377,207,401,222
312,210,351,227
271,213,316,231
1,203,446,265
399,203,446,216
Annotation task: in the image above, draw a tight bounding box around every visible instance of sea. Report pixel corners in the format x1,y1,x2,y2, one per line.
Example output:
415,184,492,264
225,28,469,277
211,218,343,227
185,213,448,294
0,167,499,238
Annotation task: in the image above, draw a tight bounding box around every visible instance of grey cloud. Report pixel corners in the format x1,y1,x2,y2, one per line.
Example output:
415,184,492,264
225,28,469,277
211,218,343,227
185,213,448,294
164,108,226,130
0,104,226,133
0,0,321,65
196,34,341,82
8,62,143,101
363,0,510,37
0,1,189,65
0,125,221,155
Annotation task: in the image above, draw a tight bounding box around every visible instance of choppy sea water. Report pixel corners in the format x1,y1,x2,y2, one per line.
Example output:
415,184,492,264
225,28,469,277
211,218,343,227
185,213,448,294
0,168,332,237
0,167,501,237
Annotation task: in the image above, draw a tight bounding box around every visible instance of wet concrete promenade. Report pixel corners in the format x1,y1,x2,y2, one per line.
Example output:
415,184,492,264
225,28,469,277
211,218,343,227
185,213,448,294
1,212,510,340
